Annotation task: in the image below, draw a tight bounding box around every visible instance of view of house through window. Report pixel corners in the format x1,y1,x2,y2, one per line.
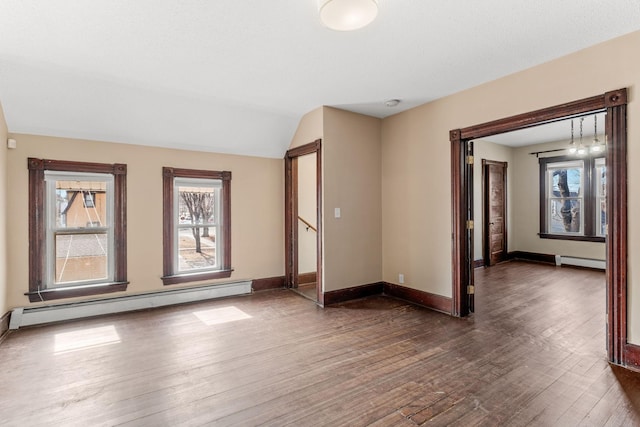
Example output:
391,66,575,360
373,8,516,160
46,172,114,286
28,158,127,301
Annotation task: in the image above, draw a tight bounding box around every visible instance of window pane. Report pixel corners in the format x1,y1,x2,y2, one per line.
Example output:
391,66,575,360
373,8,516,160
178,227,217,271
55,182,108,228
550,167,582,197
178,186,216,225
549,198,582,234
598,197,607,236
55,233,108,284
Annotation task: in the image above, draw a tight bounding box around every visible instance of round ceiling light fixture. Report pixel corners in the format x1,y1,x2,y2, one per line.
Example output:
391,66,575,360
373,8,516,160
385,99,400,108
319,0,378,31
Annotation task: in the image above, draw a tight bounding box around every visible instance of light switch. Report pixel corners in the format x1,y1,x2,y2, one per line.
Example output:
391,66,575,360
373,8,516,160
334,207,341,218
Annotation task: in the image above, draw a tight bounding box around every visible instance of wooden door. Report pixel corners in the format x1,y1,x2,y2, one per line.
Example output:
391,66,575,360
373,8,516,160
483,160,507,266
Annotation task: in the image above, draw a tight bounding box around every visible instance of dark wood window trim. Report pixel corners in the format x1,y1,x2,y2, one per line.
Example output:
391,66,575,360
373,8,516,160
450,88,629,369
27,158,128,302
162,167,232,285
538,155,605,242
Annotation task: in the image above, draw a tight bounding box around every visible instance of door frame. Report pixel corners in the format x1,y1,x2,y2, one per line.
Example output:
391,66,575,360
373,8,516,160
285,139,323,305
450,88,629,366
482,159,508,267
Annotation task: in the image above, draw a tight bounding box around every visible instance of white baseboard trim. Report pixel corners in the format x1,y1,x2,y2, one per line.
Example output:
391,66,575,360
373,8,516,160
555,255,605,270
9,280,252,329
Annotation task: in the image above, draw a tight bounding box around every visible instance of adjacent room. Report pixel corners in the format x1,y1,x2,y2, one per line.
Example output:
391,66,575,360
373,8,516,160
1,1,640,425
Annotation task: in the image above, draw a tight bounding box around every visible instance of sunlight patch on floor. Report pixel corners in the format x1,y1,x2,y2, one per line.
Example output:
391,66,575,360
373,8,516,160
54,325,121,355
193,306,252,326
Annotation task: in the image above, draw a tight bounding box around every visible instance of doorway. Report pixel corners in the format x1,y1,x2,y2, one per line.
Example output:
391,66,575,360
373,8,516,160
285,140,323,305
450,88,629,366
482,160,508,267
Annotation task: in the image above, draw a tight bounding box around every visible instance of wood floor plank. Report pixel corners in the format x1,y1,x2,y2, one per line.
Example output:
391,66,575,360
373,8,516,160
1,261,639,426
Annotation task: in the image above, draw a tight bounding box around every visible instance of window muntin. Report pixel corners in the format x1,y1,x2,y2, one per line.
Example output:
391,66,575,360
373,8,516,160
539,155,605,241
162,167,232,285
595,158,606,237
45,172,114,287
174,178,222,273
546,160,584,235
28,158,128,302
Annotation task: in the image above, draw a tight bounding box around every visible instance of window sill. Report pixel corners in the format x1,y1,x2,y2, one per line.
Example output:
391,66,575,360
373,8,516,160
24,281,129,302
539,233,605,243
161,269,234,286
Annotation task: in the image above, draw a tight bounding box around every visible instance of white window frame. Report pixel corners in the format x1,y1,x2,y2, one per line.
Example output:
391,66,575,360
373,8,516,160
44,171,115,288
173,177,223,274
546,159,585,236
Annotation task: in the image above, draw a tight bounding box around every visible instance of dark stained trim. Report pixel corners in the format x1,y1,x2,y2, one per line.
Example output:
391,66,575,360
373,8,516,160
482,160,508,266
161,167,232,286
323,282,384,306
508,251,556,265
474,259,485,269
451,88,628,368
384,283,453,315
449,130,467,317
27,158,128,302
298,272,317,285
0,311,10,344
252,276,286,292
458,89,625,140
24,282,128,302
608,98,628,367
322,282,453,315
624,344,640,372
285,140,323,304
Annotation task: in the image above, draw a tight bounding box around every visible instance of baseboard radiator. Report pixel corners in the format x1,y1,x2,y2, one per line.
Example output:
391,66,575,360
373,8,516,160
9,280,252,329
555,255,605,270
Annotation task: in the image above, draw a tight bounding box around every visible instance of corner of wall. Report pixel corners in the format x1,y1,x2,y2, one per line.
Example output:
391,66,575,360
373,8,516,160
289,107,324,150
0,100,8,315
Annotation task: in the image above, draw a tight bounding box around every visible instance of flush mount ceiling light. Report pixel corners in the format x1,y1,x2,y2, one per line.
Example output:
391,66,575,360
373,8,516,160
319,0,378,31
385,99,400,107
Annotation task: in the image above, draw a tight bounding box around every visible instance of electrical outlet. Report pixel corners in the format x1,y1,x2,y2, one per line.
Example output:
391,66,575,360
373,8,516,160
398,273,404,284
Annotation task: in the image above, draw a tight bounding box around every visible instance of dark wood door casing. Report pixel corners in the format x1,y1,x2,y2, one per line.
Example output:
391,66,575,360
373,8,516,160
285,140,323,305
483,160,508,266
451,88,629,368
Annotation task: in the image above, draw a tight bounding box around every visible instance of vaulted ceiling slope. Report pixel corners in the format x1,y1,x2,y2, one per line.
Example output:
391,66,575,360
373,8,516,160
0,1,639,158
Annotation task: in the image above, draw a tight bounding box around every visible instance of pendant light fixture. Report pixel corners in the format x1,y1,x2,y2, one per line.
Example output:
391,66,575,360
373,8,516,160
319,0,378,31
576,117,587,156
568,119,577,154
590,114,604,154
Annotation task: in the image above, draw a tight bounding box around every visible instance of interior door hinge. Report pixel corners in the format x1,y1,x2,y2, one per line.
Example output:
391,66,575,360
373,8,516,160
466,155,474,165
467,285,475,295
466,220,474,230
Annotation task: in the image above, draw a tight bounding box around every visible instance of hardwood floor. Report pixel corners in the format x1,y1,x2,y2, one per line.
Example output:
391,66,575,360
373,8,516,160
291,282,317,302
1,261,639,426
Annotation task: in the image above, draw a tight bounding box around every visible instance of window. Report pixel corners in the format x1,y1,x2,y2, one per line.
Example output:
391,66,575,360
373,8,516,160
539,155,605,242
162,167,232,285
28,158,128,302
83,191,96,208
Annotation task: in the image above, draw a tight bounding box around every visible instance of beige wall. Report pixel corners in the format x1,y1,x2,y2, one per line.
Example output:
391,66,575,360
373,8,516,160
323,107,382,292
381,30,640,342
473,140,514,260
0,102,7,314
6,134,284,308
510,139,605,259
473,138,606,262
297,153,317,274
289,107,323,150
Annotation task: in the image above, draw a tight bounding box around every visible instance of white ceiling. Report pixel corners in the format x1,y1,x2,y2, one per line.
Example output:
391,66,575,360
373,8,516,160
0,1,638,158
